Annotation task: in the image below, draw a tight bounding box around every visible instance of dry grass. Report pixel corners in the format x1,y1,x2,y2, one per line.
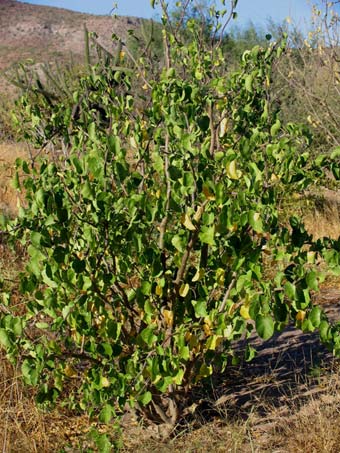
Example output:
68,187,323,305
118,356,340,453
304,190,340,240
0,349,102,452
0,142,27,217
1,353,340,452
268,396,340,453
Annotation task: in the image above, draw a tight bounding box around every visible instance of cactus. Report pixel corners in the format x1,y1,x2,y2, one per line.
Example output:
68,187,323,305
84,23,91,70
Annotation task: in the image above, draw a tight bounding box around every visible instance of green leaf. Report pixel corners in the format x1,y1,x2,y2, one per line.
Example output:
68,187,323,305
12,318,23,336
138,391,152,406
99,404,114,423
309,306,322,328
42,269,58,288
270,119,281,137
245,74,253,92
173,368,185,385
331,163,340,180
330,147,340,160
306,271,318,291
22,360,39,385
255,315,274,340
12,171,20,190
198,115,210,132
172,235,185,252
81,180,93,199
31,232,41,247
198,363,213,378
72,258,86,274
88,122,96,141
301,318,315,333
195,69,203,80
199,226,215,246
0,329,11,349
36,322,49,330
284,281,296,300
140,326,157,346
179,346,190,360
248,211,263,233
245,344,257,362
319,320,332,342
93,433,112,453
192,300,207,318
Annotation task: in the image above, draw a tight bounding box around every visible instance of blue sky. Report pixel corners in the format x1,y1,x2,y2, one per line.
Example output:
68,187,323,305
18,0,328,28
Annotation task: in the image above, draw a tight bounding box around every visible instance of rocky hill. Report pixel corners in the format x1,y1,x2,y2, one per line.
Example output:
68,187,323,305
0,0,142,88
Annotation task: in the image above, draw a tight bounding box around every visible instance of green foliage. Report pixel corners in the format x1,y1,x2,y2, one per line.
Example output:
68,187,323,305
1,0,340,426
0,94,18,141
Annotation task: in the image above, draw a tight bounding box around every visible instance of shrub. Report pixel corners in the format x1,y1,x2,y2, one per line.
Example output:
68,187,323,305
1,0,340,428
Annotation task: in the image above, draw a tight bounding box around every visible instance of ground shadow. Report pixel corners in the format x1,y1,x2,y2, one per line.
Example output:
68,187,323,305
187,298,340,424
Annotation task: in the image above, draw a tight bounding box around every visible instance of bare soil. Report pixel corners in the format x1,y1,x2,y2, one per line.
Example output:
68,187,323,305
0,0,142,93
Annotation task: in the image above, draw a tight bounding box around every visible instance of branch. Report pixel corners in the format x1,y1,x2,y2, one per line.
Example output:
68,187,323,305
219,271,237,313
158,133,171,252
173,200,208,290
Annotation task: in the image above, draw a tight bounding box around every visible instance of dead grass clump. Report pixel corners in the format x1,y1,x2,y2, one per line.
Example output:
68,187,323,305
0,345,117,452
0,351,49,452
120,418,250,453
0,142,27,217
259,394,340,453
304,194,340,240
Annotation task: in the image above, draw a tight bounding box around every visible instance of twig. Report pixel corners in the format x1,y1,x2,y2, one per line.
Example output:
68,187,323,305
219,271,237,313
158,133,171,252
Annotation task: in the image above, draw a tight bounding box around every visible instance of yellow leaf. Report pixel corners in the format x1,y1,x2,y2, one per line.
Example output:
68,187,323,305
223,324,233,338
226,160,242,180
181,212,196,231
240,304,251,320
193,205,204,222
129,136,138,149
292,193,301,200
162,309,174,327
185,331,191,341
307,251,316,264
188,334,199,349
101,377,110,388
198,363,213,378
203,185,215,200
192,268,204,282
203,318,213,336
296,310,306,322
228,223,238,232
179,283,189,298
219,117,228,137
253,212,261,222
155,284,163,297
216,268,225,286
206,335,223,350
64,364,77,378
94,314,106,327
227,302,235,315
